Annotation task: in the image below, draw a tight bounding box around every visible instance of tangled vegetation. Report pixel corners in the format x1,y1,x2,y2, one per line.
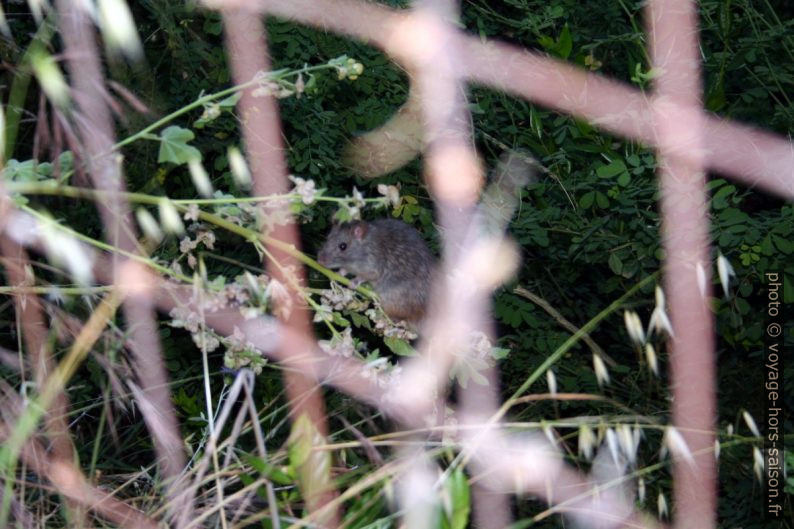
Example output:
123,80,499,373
0,0,791,527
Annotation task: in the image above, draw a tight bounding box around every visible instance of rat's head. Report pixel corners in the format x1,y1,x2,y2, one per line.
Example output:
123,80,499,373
317,220,375,277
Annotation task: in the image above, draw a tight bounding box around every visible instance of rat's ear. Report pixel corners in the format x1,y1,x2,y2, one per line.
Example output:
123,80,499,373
351,221,368,240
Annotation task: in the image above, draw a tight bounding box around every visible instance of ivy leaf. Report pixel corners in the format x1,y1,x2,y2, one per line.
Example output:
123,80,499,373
158,125,201,165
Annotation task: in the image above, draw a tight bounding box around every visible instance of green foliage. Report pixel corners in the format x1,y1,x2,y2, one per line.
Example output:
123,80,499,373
441,469,471,529
0,0,791,526
157,125,201,164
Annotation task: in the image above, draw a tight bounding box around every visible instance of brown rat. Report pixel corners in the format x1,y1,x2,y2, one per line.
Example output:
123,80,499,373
317,218,435,323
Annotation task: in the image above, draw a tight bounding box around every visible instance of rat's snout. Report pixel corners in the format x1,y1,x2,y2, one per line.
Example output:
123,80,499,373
317,246,336,268
317,249,329,267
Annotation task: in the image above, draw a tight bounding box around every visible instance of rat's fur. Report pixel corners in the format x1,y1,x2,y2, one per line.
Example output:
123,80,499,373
317,218,435,323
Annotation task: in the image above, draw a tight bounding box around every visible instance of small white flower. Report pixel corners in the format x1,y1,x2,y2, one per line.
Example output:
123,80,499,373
717,253,735,297
97,0,143,59
39,224,94,286
469,331,492,359
347,205,361,220
183,203,200,222
623,310,645,345
313,303,333,323
228,147,251,188
605,428,620,465
593,353,610,387
578,424,596,461
645,343,659,376
351,187,366,208
648,305,674,338
662,426,695,466
752,446,764,482
377,184,401,208
136,208,163,244
31,50,70,109
265,278,292,319
696,262,707,298
201,103,221,121
546,369,557,395
741,410,760,437
542,423,557,447
159,198,185,235
188,158,213,198
657,492,668,518
617,424,638,465
654,285,665,307
289,175,317,205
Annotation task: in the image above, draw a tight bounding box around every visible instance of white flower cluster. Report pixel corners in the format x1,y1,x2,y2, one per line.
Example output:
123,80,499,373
168,272,273,374
251,73,296,99
376,184,401,208
365,308,418,341
332,57,364,80
178,229,216,269
468,331,493,360
362,358,402,390
320,282,370,312
318,327,356,358
288,175,317,205
222,326,267,374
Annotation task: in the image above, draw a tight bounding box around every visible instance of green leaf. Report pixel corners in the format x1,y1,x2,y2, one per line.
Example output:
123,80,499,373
350,312,370,329
446,469,471,529
242,453,293,486
711,184,736,209
608,252,623,274
617,171,631,187
580,191,595,208
332,312,351,326
288,414,333,522
537,35,555,50
595,191,609,208
529,106,543,138
158,125,201,165
490,347,510,360
218,92,242,108
539,25,572,59
384,337,417,356
597,159,628,179
556,25,573,60
772,235,794,254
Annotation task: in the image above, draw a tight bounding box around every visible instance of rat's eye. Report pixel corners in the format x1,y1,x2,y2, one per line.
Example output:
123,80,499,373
339,242,347,251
